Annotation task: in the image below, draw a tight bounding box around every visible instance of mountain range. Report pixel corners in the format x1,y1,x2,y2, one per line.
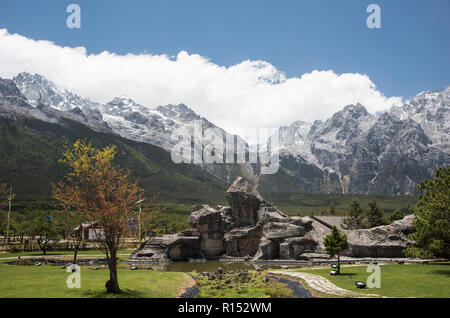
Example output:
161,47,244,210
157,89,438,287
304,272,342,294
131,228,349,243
1,72,449,199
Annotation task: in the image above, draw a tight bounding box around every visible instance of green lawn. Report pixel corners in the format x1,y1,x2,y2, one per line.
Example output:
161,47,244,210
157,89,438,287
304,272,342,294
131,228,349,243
293,262,450,298
0,264,191,298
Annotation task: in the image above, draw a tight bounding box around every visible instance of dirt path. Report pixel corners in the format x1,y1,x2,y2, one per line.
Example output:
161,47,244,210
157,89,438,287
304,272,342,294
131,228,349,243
268,270,379,298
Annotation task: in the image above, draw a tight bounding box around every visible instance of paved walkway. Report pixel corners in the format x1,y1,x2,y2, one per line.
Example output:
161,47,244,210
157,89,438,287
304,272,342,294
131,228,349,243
268,270,379,298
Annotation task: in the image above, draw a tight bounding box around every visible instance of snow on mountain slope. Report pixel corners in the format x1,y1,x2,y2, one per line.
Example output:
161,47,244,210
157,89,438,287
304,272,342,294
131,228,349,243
13,72,102,111
264,88,450,195
390,85,450,153
7,71,450,195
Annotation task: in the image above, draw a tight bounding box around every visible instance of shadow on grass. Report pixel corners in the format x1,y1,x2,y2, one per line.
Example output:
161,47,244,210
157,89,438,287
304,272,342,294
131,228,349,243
337,273,357,277
80,288,148,298
428,262,450,266
430,269,450,277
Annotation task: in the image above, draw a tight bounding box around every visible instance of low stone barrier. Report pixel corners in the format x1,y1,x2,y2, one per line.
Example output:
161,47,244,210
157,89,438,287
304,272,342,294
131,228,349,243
178,273,200,298
266,275,314,298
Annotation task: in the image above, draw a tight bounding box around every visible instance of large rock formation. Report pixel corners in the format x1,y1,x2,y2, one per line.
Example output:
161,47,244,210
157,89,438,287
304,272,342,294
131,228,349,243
131,177,415,261
343,215,416,258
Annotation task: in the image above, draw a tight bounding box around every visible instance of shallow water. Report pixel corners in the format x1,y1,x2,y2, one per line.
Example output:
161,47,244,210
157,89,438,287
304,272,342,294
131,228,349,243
126,260,303,272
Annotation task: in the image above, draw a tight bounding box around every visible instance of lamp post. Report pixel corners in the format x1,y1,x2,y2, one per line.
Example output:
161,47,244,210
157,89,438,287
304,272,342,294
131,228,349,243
135,199,146,244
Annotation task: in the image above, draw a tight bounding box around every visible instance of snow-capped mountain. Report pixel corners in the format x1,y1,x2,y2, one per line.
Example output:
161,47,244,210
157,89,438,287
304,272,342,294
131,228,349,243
5,73,253,183
2,71,449,195
265,88,450,195
390,86,450,152
14,72,102,111
102,96,208,151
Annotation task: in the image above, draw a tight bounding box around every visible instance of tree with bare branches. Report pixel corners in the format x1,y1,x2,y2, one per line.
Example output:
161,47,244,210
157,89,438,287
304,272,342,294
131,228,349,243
53,140,141,293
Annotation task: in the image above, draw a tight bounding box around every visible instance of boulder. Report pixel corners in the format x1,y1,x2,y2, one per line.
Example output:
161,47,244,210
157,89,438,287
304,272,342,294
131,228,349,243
188,205,225,256
131,235,201,261
225,177,263,227
257,205,290,224
344,215,415,257
279,242,290,259
224,226,262,257
286,237,319,259
254,238,279,260
263,222,306,240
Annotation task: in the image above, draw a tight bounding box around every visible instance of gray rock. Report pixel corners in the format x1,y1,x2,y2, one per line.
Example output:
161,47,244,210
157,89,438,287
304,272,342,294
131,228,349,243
344,215,415,257
279,242,290,259
286,237,319,259
254,238,279,260
225,177,263,227
224,226,262,257
131,235,201,261
263,222,306,240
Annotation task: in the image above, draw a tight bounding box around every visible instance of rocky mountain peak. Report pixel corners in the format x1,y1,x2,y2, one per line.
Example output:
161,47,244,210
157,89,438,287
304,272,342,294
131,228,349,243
0,78,32,108
156,103,200,121
13,72,100,112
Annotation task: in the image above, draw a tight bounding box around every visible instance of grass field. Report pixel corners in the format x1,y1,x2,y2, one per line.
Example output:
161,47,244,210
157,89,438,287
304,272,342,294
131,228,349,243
0,264,192,298
293,262,450,298
265,192,418,216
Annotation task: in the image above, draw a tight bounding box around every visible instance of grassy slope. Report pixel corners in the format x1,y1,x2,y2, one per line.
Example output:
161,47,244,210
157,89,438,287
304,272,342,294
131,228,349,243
294,263,450,298
0,264,191,298
0,117,227,204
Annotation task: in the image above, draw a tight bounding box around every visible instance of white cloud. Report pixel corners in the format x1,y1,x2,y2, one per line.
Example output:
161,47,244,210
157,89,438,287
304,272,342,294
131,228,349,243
0,28,403,135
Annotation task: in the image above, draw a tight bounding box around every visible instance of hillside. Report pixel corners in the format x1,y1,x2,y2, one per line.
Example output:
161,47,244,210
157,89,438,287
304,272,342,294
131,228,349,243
0,117,227,204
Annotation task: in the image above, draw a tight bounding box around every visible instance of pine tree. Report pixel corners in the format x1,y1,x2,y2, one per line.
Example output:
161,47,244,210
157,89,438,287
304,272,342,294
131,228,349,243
405,167,450,258
366,199,385,228
389,209,406,224
323,226,348,273
343,199,365,229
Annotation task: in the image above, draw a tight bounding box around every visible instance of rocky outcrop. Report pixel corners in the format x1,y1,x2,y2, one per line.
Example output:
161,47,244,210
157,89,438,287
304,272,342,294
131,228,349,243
344,215,415,258
131,177,416,261
225,177,263,227
130,235,201,261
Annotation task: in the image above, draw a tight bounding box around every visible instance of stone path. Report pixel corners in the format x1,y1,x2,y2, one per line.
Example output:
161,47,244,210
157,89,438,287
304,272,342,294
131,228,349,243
268,270,379,298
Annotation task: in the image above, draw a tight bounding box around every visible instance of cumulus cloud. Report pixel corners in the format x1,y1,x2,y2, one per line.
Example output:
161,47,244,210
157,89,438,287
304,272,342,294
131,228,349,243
0,28,403,135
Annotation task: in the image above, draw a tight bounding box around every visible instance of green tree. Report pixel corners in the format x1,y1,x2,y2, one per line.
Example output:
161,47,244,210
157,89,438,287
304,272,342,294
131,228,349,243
29,218,59,255
343,199,365,229
366,199,386,228
389,209,407,224
323,226,349,273
405,167,450,258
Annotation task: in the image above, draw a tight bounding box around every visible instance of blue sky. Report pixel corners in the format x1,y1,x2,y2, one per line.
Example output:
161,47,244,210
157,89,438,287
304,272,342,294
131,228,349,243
0,0,449,99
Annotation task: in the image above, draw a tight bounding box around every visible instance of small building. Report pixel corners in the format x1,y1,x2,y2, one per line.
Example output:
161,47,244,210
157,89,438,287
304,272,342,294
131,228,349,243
72,222,104,241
